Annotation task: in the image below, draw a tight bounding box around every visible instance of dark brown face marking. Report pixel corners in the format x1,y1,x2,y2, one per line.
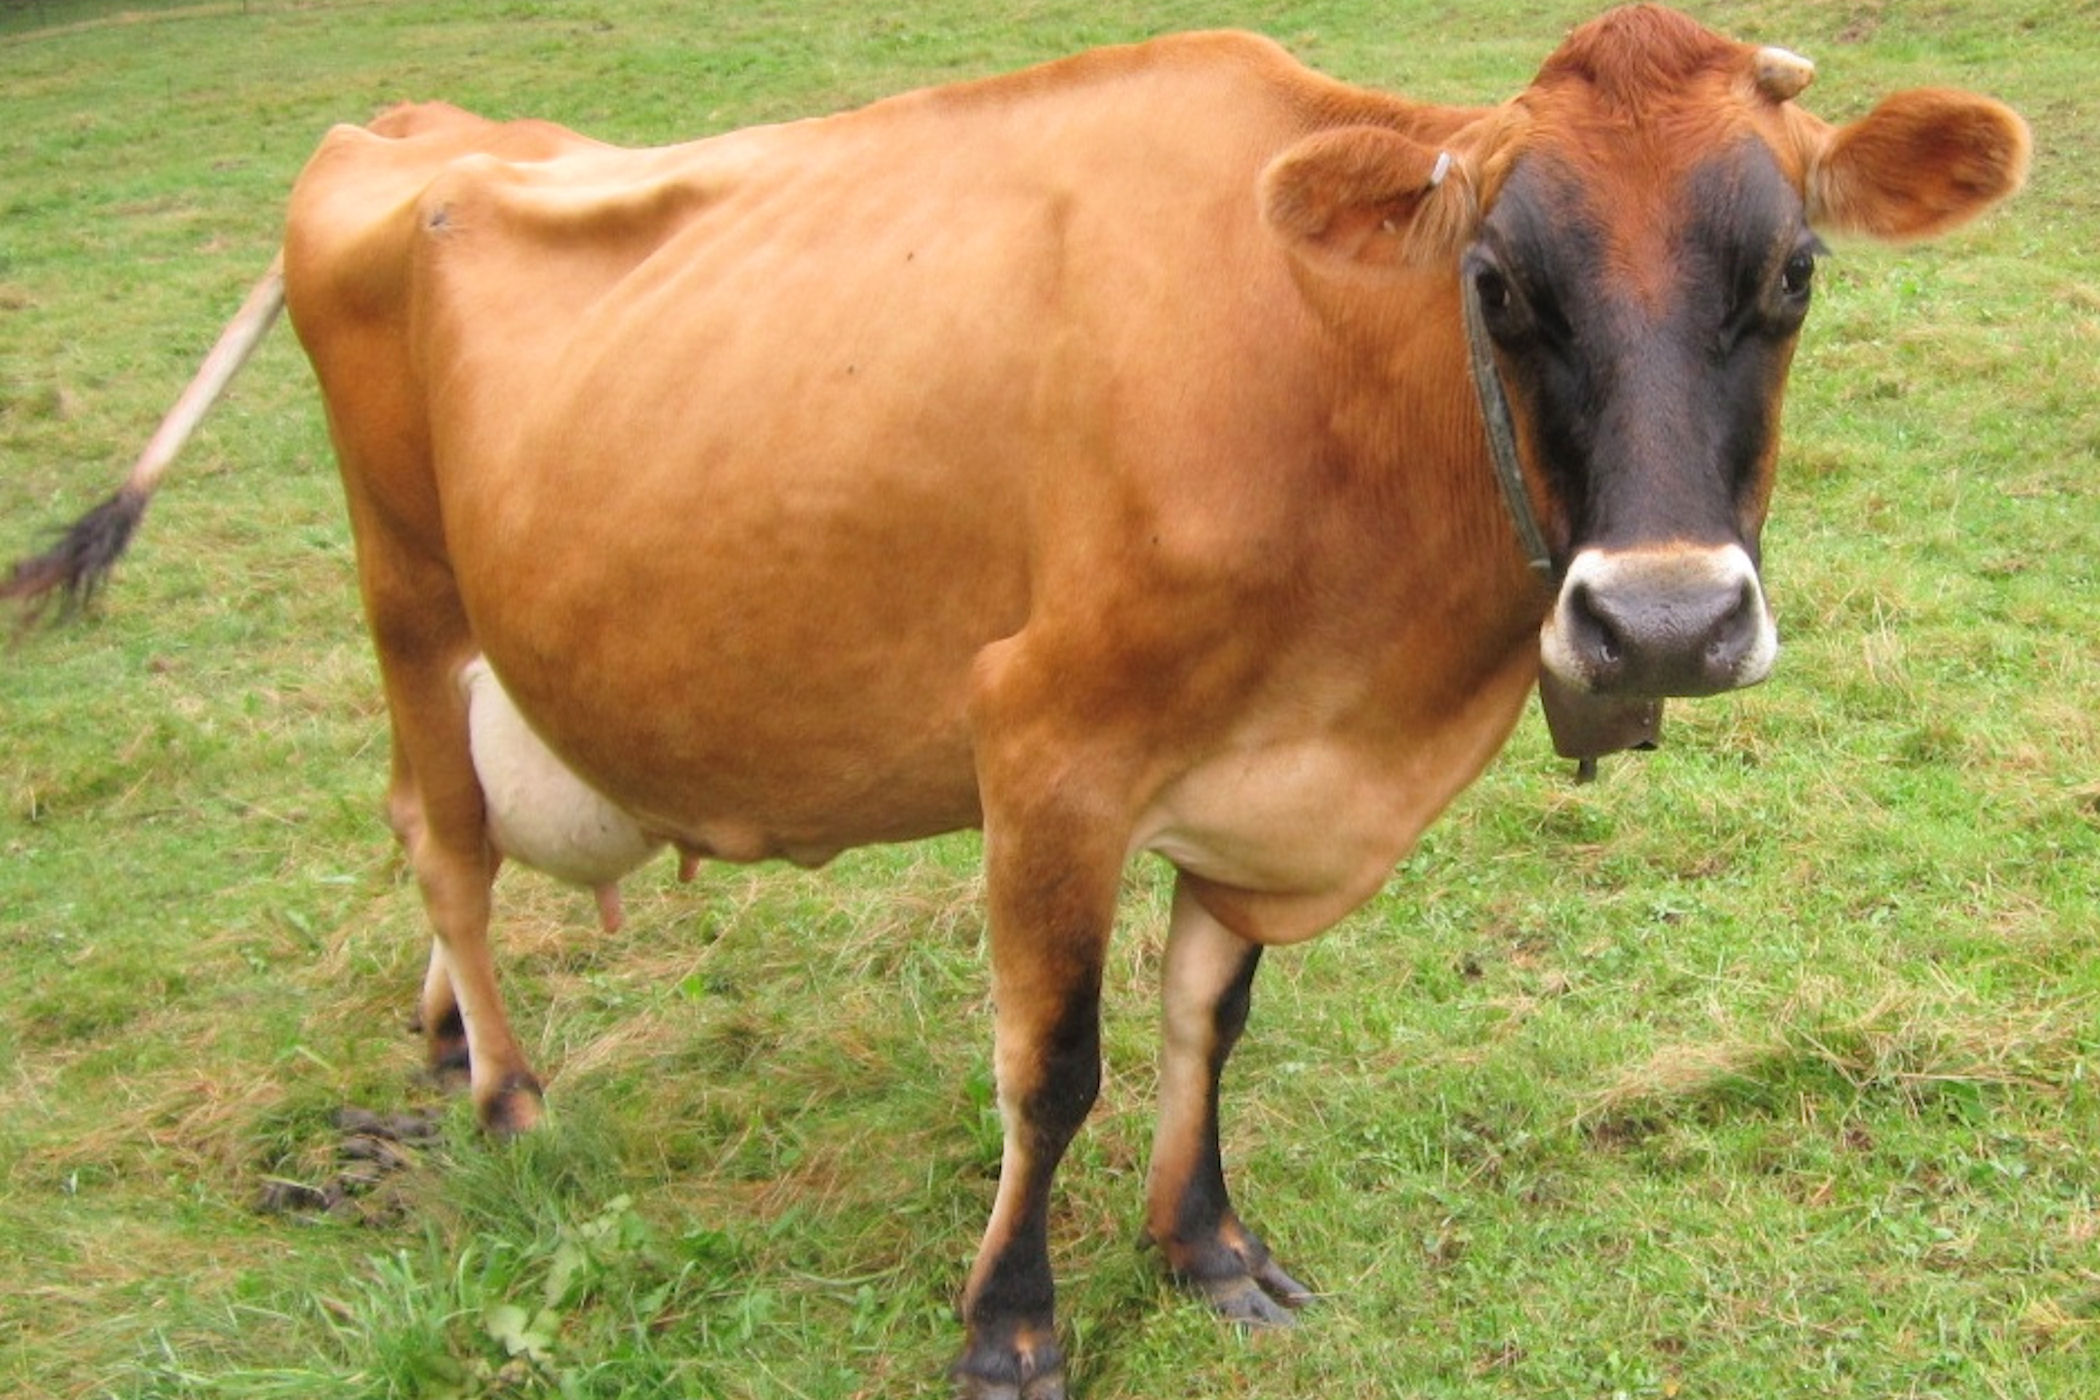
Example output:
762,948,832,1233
1469,128,1819,697
1466,137,1819,562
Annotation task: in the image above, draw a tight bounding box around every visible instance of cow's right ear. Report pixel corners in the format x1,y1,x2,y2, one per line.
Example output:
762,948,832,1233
1260,127,1477,270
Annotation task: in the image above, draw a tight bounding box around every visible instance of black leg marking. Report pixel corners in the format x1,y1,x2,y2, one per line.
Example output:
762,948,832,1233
957,980,1101,1400
1149,885,1315,1326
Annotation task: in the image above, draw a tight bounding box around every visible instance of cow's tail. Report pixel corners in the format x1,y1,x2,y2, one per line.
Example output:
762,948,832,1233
4,252,287,631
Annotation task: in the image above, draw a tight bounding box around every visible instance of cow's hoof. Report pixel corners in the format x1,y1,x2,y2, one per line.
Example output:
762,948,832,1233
952,1368,1067,1400
413,1007,472,1090
950,1330,1066,1400
1193,1255,1316,1327
952,1372,1066,1400
1161,1221,1317,1327
424,1043,472,1092
478,1072,545,1137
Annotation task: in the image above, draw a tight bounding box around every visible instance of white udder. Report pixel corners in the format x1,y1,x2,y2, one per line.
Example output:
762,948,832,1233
461,657,663,925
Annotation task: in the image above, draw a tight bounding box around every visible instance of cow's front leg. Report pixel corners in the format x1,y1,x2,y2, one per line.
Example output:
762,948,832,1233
1146,879,1313,1325
952,813,1121,1400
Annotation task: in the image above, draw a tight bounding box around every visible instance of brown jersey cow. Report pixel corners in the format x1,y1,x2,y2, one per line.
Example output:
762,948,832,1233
5,7,2026,1396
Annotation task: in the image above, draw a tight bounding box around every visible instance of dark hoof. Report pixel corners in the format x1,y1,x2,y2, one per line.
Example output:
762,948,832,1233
414,1009,472,1090
423,1051,471,1094
953,1368,1066,1400
951,1331,1066,1400
952,1372,1066,1400
479,1072,545,1137
1194,1255,1316,1327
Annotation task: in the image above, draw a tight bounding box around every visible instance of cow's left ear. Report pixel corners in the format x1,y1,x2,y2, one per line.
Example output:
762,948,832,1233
1260,126,1477,269
1803,88,2030,241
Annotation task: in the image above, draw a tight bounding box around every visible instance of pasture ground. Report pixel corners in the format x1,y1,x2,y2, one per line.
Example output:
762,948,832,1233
2,1,2095,1396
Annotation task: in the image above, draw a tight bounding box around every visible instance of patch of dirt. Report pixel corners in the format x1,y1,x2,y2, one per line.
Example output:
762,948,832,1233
254,1107,442,1225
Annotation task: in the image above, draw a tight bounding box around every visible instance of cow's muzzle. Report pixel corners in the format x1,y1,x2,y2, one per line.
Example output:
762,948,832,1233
1540,544,1777,697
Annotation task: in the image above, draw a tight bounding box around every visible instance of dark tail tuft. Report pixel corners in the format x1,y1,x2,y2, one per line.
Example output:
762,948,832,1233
3,488,148,632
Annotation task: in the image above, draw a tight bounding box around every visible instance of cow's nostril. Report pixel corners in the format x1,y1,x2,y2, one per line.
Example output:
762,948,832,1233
1565,580,1626,672
1708,584,1752,663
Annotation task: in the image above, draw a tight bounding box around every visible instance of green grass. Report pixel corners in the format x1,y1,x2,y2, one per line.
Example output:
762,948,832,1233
3,1,2096,1396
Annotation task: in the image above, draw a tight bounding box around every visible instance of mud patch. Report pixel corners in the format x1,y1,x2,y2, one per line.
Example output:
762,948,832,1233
256,1106,443,1224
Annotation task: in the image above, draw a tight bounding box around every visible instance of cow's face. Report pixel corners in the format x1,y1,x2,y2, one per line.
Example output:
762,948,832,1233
1477,9,2027,701
1259,6,2027,701
1472,133,1813,698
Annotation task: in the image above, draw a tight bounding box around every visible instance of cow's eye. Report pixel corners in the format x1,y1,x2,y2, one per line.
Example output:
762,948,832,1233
1475,267,1513,313
1466,250,1553,347
1781,249,1816,299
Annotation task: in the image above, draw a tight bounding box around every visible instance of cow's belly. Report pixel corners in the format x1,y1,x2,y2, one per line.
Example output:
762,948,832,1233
467,616,1012,865
427,156,1063,855
453,472,1029,859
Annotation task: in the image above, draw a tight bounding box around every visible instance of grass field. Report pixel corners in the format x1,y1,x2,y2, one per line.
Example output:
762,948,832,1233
3,1,2096,1396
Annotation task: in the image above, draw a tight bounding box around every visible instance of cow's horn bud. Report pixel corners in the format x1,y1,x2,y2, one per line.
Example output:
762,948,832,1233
1754,47,1816,102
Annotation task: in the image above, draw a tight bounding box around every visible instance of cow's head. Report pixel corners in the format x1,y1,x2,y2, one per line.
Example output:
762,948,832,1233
1262,4,2028,705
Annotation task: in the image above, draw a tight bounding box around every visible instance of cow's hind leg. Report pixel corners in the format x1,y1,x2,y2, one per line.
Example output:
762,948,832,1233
1146,879,1313,1324
413,939,469,1083
391,683,543,1133
359,543,544,1134
406,805,541,1134
385,744,471,1082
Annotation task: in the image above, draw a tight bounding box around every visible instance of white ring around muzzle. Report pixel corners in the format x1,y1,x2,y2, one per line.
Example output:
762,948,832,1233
1539,543,1778,696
